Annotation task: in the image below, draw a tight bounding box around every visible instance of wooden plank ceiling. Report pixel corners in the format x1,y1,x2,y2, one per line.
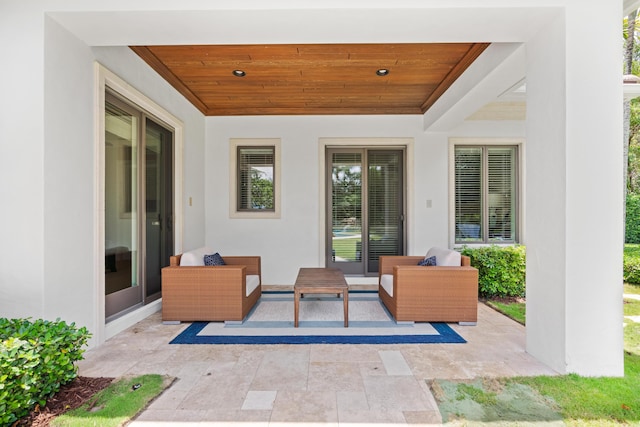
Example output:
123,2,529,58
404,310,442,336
131,43,489,116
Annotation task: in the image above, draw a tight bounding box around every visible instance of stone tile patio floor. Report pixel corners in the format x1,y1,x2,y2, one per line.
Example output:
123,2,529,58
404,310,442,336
78,302,558,426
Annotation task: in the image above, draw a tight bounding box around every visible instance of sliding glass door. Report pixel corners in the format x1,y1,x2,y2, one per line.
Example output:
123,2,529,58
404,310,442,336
327,148,405,275
105,92,173,320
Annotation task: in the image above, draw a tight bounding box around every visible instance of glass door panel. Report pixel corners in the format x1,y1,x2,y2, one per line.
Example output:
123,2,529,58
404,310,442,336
367,150,403,273
105,99,142,318
328,152,363,274
144,119,173,300
327,148,405,275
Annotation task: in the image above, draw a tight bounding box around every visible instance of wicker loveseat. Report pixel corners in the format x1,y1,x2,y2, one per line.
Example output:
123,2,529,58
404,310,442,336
378,247,478,324
161,247,261,323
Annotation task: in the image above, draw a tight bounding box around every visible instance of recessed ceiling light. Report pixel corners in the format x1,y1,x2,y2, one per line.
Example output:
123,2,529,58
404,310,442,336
232,70,246,77
376,69,390,76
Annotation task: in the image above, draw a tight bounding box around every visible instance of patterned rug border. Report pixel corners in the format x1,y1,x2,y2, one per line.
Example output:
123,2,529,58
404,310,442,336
170,321,466,344
169,291,466,345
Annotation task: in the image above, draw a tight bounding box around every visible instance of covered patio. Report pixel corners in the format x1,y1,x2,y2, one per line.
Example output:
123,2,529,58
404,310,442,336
0,0,630,381
78,301,556,425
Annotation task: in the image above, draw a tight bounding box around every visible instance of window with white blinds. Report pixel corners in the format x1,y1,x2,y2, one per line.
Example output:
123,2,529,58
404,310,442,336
237,146,275,211
454,145,517,243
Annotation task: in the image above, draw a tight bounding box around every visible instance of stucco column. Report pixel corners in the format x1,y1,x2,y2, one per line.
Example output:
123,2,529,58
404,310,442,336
0,3,46,318
525,4,624,375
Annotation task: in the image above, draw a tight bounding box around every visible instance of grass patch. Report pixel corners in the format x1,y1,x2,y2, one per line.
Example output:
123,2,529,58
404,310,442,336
432,378,562,423
332,237,361,261
624,298,640,317
625,282,640,295
51,374,173,427
512,352,640,426
434,352,640,426
485,300,525,325
625,322,640,355
447,281,640,426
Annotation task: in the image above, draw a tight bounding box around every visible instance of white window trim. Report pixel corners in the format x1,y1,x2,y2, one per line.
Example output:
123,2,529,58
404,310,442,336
318,137,414,268
229,138,281,219
448,137,525,248
95,62,184,345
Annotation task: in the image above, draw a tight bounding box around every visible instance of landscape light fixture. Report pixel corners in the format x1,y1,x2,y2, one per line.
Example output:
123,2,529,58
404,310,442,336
232,69,246,77
376,69,390,76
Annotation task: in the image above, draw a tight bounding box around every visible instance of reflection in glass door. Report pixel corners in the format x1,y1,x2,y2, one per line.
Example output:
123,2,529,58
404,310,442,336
105,98,141,318
367,150,404,273
144,119,173,299
327,148,405,275
328,151,363,274
105,92,173,320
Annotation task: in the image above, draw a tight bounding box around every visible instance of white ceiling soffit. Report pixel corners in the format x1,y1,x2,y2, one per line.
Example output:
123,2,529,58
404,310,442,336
47,7,558,46
422,43,526,132
624,0,640,17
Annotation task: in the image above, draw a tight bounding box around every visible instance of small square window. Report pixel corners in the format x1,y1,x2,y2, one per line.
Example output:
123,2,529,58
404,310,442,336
237,146,275,211
230,139,281,218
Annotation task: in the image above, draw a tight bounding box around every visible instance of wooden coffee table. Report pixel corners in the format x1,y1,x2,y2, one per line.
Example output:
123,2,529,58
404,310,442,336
294,268,349,327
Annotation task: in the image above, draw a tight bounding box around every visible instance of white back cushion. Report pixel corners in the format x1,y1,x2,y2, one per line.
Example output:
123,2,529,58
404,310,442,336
426,247,461,267
180,247,214,266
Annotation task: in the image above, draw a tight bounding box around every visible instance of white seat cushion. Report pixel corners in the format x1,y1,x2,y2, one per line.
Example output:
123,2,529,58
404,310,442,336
380,274,394,297
425,247,461,267
180,246,214,266
246,275,260,297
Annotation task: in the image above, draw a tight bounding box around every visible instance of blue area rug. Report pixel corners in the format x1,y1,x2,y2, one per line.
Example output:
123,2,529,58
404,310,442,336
170,291,466,345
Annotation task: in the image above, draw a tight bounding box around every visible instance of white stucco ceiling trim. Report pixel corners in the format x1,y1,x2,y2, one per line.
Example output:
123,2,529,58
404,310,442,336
47,6,558,46
422,43,526,132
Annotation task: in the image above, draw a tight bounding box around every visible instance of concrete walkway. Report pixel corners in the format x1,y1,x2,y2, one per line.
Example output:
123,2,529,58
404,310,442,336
78,302,557,426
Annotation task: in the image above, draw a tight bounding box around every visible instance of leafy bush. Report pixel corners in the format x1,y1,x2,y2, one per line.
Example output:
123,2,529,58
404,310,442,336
626,194,640,244
0,318,91,426
624,244,640,284
460,245,526,298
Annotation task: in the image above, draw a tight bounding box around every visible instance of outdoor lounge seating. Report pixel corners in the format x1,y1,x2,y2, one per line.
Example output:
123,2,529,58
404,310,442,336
161,247,261,323
378,247,479,324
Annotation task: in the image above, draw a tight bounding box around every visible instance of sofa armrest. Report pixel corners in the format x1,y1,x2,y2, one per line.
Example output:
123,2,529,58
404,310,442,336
222,256,261,277
379,254,471,278
379,256,424,278
167,254,261,276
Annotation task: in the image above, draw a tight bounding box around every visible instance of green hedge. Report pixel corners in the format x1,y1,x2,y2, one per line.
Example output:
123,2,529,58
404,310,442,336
626,193,640,244
0,318,91,426
460,245,526,298
624,244,640,284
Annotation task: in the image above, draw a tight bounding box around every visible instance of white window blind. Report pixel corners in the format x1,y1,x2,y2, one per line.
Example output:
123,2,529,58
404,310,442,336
237,146,275,211
455,146,517,243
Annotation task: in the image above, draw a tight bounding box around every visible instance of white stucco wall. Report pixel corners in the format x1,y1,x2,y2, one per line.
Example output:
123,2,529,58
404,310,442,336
34,15,205,345
205,113,528,286
206,116,435,284
0,3,47,319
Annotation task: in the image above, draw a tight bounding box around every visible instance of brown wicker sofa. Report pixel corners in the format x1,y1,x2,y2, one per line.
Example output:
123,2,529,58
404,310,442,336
161,247,261,323
378,247,478,324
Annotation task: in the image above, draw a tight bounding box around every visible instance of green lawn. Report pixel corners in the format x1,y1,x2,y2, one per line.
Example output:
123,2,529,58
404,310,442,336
52,375,172,427
445,246,640,425
332,237,361,261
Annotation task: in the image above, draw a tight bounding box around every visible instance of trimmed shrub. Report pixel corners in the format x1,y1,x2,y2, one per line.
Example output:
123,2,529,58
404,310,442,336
460,245,526,298
624,244,640,284
626,193,640,244
627,194,640,244
0,318,91,426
